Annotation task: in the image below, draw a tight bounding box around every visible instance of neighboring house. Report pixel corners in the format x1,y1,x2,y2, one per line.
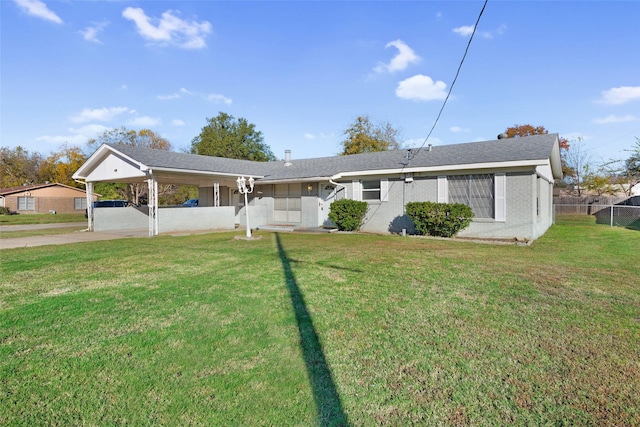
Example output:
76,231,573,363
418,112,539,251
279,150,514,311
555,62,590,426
0,183,98,214
72,133,562,241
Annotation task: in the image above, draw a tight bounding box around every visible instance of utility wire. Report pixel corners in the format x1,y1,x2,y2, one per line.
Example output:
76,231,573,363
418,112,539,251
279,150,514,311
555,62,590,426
408,0,488,161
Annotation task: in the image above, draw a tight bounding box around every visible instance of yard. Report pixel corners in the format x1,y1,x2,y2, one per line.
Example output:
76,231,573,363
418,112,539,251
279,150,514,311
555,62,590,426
0,216,638,426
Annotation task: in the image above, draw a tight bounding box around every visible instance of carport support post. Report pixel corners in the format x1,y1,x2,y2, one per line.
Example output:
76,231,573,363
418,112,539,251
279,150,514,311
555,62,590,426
85,182,94,231
148,176,158,236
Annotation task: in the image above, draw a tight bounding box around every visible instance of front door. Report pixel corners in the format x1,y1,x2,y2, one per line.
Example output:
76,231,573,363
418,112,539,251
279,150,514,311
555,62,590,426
319,183,336,227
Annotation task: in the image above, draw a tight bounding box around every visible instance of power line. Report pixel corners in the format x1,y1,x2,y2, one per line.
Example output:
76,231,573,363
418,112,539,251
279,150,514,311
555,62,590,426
408,0,488,161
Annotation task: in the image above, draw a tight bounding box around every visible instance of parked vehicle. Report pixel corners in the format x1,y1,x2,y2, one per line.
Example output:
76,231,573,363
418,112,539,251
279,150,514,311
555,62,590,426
94,200,129,208
183,199,199,207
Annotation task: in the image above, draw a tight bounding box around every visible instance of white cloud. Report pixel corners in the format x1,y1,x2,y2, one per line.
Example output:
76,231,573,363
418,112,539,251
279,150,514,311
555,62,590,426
69,107,129,123
128,116,161,127
208,94,232,105
13,0,62,24
120,84,128,91
374,40,420,73
593,114,638,124
598,86,640,105
35,124,110,145
171,119,185,126
304,133,315,139
157,93,181,100
453,25,474,36
80,21,109,44
396,74,448,101
454,23,506,39
122,7,212,49
449,126,470,133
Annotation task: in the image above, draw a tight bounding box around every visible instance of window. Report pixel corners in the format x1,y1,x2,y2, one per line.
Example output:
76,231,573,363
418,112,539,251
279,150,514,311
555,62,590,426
74,197,87,210
274,183,301,222
355,179,389,202
362,180,381,200
448,174,494,219
17,196,35,211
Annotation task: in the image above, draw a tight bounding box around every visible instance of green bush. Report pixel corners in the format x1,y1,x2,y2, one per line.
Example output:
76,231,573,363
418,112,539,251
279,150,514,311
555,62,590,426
0,207,12,215
329,199,368,231
405,202,474,237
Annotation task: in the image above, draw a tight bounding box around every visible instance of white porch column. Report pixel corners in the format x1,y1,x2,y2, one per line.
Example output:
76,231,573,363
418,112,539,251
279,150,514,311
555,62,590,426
214,182,220,207
147,176,158,236
85,182,94,231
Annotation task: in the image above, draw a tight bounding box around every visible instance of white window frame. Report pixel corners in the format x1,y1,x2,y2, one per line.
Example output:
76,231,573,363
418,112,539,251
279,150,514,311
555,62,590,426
448,173,504,221
74,197,87,210
355,179,389,202
17,196,35,211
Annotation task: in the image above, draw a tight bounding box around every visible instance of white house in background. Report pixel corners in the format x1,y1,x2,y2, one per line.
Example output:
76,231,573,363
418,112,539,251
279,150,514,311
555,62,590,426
72,133,563,241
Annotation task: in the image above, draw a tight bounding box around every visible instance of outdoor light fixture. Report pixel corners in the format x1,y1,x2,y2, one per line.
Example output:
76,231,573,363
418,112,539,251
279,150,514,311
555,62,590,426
307,183,313,193
236,176,255,238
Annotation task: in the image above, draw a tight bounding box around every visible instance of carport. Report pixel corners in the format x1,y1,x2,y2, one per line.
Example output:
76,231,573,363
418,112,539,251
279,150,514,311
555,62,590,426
72,144,266,237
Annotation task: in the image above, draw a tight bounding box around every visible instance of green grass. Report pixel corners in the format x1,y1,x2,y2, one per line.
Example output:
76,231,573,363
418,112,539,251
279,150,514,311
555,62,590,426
0,213,86,225
0,226,87,239
1,216,638,426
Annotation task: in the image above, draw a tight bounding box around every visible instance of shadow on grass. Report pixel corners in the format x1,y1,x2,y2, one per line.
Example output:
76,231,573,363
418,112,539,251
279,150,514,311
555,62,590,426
275,233,349,426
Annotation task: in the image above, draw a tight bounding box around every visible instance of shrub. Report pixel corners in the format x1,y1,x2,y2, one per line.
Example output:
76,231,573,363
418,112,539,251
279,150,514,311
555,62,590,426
0,207,12,215
405,202,474,238
329,199,368,231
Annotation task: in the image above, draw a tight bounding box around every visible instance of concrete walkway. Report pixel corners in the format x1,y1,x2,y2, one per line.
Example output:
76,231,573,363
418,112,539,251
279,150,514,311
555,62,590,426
0,223,148,250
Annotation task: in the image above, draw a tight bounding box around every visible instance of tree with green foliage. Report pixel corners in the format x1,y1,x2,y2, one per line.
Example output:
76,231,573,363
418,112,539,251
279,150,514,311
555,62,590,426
191,112,275,161
0,146,43,188
340,115,400,155
605,137,640,196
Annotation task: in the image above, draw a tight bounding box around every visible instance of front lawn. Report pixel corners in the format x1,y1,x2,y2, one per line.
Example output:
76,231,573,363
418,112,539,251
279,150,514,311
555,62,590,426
0,213,86,225
1,216,638,425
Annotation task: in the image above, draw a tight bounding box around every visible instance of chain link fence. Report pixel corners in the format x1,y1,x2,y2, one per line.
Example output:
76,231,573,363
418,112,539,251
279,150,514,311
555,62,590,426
553,196,640,230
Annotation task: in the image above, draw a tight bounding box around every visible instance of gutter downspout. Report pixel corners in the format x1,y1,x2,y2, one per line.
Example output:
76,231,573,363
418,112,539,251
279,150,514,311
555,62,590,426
329,179,347,199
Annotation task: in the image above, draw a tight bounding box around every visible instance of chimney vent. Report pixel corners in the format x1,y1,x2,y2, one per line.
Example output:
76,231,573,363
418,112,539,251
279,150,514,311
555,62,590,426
284,149,292,166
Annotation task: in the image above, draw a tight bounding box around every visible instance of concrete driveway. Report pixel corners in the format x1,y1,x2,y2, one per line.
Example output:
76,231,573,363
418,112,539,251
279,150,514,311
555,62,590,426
0,223,149,250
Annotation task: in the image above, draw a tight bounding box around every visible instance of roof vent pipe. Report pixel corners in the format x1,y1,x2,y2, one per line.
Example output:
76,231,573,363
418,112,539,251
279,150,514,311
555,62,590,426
428,144,432,151
497,133,508,139
284,149,292,166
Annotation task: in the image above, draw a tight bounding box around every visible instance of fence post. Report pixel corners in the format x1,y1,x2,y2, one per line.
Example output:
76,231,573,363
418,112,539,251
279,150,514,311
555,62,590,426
610,205,614,227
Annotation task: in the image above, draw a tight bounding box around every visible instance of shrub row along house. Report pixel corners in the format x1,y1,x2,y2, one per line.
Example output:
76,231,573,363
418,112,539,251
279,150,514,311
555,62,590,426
72,133,562,241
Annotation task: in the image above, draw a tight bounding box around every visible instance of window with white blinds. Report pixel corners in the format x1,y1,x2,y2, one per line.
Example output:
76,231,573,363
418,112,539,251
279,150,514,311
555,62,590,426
448,174,494,219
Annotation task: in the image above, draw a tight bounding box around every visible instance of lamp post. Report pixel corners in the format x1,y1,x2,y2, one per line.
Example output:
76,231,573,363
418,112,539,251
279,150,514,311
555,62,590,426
236,176,255,238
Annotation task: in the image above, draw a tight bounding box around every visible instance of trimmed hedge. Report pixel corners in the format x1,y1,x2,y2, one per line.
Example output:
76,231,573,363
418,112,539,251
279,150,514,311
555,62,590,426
405,202,474,238
329,199,368,231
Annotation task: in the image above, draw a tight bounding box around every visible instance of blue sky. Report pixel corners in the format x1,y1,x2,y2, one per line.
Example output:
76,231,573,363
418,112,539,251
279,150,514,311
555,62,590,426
2,0,639,164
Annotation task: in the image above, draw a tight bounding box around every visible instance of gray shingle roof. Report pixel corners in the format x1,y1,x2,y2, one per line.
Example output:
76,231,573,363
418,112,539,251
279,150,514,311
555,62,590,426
106,133,559,181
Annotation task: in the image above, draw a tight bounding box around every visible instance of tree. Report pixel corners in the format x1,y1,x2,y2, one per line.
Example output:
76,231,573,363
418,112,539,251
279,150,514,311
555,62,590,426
0,146,43,188
564,140,592,196
503,124,571,176
604,137,640,196
87,127,173,155
39,144,87,188
340,115,401,155
191,112,275,161
87,127,174,204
